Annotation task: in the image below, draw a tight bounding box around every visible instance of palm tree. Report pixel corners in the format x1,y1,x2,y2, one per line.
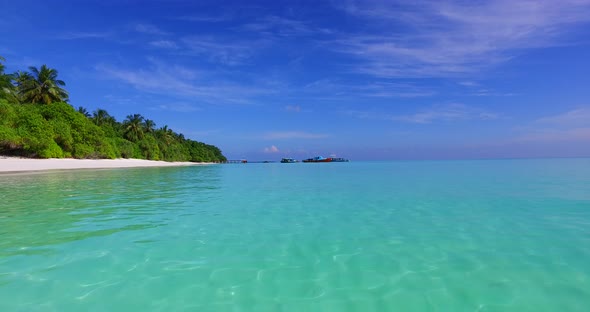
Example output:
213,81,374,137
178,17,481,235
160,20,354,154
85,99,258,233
12,71,32,86
92,109,116,126
17,65,69,104
0,56,5,76
156,125,175,145
77,106,91,117
0,56,16,101
144,119,156,134
175,132,185,141
123,114,145,142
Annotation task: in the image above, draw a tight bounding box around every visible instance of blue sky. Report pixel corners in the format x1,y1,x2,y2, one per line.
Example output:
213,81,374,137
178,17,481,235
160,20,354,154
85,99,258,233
2,0,590,160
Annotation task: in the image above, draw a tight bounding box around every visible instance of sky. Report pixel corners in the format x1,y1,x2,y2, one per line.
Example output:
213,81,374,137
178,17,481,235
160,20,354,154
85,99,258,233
1,0,590,160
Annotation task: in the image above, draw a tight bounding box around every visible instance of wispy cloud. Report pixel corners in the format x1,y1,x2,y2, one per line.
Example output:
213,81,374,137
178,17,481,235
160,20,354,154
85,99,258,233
263,131,330,140
285,105,301,112
347,103,498,124
513,107,590,144
536,107,590,127
174,14,233,23
96,58,273,104
468,89,516,97
515,107,590,142
239,15,332,37
458,81,480,87
455,81,514,96
334,0,590,77
181,36,266,65
393,105,498,124
103,94,141,107
283,104,313,113
6,56,42,68
350,82,436,98
516,127,590,142
303,79,435,98
263,145,280,153
149,40,178,49
152,102,201,113
135,23,169,35
56,31,111,40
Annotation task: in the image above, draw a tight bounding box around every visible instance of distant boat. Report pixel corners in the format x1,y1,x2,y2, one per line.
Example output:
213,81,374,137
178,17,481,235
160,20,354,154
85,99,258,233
302,156,349,163
330,157,349,162
280,158,298,163
302,156,332,163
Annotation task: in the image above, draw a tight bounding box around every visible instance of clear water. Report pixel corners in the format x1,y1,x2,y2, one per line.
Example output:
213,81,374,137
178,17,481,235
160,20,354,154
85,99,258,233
1,159,589,311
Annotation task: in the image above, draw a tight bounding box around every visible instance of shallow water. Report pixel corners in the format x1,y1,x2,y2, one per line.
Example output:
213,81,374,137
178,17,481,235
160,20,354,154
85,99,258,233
1,159,589,311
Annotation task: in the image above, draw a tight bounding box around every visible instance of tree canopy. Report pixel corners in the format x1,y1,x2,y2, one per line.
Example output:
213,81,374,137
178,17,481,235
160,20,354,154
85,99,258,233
0,57,16,102
17,65,69,104
0,56,226,162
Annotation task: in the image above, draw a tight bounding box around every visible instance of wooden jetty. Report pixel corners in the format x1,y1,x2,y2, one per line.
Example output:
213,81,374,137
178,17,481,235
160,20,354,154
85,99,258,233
224,159,248,164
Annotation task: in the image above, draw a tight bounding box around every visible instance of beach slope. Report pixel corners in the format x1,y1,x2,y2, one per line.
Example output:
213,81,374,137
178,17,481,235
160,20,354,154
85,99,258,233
0,157,209,174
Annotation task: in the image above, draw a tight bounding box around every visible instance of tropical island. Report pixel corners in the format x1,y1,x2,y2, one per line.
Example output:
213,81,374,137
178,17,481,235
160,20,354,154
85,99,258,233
0,56,227,163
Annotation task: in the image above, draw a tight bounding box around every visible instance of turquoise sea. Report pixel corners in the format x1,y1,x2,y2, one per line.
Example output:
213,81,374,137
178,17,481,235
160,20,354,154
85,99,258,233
1,159,589,311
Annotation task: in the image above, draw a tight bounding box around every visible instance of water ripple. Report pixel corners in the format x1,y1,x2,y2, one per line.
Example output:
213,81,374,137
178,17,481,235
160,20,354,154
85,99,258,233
1,160,589,310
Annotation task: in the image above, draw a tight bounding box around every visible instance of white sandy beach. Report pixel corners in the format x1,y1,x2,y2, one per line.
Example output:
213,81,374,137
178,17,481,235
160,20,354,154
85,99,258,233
0,156,210,174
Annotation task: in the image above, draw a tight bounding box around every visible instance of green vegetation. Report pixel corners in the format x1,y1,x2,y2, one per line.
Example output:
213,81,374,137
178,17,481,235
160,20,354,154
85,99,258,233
0,56,226,162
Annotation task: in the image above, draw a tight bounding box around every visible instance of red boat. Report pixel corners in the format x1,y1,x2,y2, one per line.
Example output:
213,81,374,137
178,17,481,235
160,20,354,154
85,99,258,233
302,156,332,163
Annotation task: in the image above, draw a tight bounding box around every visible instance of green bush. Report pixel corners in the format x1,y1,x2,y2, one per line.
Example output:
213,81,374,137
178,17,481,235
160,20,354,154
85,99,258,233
114,138,135,158
50,119,74,151
138,135,161,160
72,143,94,159
0,100,226,161
97,139,117,159
38,141,64,158
15,106,55,157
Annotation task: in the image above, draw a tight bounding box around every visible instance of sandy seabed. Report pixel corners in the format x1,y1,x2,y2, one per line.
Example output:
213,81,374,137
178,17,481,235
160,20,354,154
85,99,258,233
0,156,211,174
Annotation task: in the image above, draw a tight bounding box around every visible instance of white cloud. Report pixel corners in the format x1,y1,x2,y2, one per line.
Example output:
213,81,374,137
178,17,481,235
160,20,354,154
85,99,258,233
536,107,590,127
468,89,515,97
303,79,435,98
458,81,480,87
174,15,233,22
263,131,330,139
335,0,590,77
285,105,301,112
347,104,498,124
264,145,280,153
56,32,111,40
239,15,331,37
135,23,169,35
153,103,201,113
4,56,42,68
516,127,590,142
515,107,590,142
181,36,266,66
96,59,273,104
150,40,178,49
350,82,435,98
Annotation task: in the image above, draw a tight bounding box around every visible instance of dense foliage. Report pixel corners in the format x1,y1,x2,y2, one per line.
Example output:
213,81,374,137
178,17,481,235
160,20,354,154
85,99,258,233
0,57,226,162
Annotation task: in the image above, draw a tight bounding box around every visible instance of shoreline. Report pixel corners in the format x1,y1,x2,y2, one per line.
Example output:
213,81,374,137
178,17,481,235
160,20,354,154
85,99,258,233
0,157,213,174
